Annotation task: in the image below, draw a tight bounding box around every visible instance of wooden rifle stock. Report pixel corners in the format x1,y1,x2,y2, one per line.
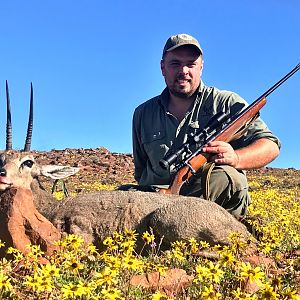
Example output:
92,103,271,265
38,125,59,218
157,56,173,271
159,62,300,195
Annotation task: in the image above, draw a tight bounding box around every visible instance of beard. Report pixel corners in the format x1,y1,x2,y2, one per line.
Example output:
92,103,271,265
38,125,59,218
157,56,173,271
168,80,198,99
169,87,195,98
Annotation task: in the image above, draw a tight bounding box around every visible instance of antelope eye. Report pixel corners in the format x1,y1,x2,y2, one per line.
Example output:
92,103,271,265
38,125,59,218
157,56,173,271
0,156,4,168
22,160,34,168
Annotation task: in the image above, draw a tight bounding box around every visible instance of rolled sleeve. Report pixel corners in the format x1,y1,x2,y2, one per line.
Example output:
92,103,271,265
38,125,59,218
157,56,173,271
224,92,281,149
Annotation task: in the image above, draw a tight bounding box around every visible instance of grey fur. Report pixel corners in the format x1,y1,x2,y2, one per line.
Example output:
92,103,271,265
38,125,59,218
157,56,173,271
149,197,251,247
44,190,251,250
31,178,59,217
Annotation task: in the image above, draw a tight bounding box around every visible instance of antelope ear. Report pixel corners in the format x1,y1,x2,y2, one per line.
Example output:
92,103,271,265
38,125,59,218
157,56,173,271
39,165,80,179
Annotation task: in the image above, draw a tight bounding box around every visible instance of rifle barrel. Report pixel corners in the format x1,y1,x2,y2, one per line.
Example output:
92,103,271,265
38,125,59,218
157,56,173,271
257,63,300,101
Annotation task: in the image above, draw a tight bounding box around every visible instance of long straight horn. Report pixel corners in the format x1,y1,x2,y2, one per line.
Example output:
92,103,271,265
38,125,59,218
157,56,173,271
5,80,12,150
24,82,33,152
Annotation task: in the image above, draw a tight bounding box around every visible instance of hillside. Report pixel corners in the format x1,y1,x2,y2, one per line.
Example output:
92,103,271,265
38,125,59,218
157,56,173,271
32,147,300,193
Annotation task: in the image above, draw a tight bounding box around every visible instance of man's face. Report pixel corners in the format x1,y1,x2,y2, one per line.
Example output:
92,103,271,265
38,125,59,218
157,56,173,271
161,45,203,98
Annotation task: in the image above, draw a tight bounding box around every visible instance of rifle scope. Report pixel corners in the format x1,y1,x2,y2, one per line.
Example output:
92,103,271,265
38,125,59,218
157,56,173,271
159,111,227,170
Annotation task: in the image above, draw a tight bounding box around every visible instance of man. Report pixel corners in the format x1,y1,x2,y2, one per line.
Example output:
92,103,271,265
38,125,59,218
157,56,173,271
131,33,280,219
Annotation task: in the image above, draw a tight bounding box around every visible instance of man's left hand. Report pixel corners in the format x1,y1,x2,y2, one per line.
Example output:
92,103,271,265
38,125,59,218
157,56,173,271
202,141,239,167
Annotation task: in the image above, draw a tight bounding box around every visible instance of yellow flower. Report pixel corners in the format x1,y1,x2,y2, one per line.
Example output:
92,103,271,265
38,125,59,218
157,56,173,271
123,228,138,241
155,264,167,276
0,258,11,272
23,274,41,292
95,266,118,287
259,283,279,300
194,264,209,283
53,191,64,200
260,242,273,254
280,288,300,300
122,256,142,271
40,263,60,278
152,290,174,300
76,280,95,297
103,236,115,245
200,240,210,249
112,231,124,243
219,249,235,267
188,237,199,253
12,251,24,263
87,244,100,259
142,231,155,244
239,262,265,284
104,255,122,270
101,287,124,300
36,277,53,293
171,240,187,251
206,261,224,283
170,248,185,261
228,231,243,242
201,284,222,300
64,257,84,274
232,287,257,299
119,240,135,255
103,236,119,251
0,270,12,292
54,239,67,247
61,282,79,298
6,247,21,254
65,234,85,249
26,244,44,258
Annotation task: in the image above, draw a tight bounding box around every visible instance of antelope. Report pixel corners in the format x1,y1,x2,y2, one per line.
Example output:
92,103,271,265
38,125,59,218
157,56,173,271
0,81,80,213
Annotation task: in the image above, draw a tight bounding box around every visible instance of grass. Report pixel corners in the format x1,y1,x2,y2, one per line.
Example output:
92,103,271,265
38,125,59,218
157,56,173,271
0,174,299,299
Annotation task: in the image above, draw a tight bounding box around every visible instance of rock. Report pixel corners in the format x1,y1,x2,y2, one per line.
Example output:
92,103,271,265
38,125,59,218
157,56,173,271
0,188,61,257
243,255,275,268
130,268,193,297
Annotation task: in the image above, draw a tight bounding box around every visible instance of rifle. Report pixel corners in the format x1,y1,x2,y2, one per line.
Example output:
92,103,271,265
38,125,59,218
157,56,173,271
159,63,300,195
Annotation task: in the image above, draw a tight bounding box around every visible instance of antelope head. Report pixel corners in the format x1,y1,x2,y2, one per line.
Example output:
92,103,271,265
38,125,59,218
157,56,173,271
0,81,79,192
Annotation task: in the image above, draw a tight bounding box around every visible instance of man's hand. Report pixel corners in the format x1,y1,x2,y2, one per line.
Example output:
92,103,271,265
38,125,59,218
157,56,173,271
202,141,239,167
202,138,279,170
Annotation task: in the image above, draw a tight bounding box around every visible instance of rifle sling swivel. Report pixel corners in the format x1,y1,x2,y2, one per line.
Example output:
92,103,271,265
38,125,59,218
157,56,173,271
185,161,197,175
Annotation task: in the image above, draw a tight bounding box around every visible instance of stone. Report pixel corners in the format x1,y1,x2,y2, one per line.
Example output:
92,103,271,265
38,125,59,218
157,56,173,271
0,188,61,257
130,268,193,297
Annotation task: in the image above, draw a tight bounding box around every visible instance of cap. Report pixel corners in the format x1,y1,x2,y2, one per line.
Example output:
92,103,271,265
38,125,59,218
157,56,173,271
162,33,203,57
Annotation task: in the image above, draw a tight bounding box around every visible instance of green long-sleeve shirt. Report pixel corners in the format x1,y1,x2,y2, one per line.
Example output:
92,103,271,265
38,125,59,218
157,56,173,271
132,81,280,186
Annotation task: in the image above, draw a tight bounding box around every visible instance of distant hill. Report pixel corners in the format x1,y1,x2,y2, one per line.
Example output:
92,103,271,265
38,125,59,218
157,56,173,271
32,147,300,193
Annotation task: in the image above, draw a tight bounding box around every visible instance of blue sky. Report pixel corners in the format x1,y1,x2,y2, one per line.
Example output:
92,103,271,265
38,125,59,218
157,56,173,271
0,1,299,169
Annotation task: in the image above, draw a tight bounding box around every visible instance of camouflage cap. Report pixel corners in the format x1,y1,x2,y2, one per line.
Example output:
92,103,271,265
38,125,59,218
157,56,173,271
162,34,203,57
